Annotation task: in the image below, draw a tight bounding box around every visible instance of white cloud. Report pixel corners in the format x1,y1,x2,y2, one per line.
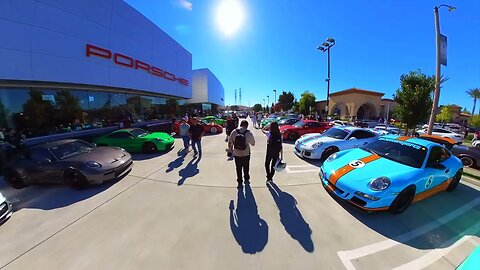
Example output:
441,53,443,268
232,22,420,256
176,0,192,11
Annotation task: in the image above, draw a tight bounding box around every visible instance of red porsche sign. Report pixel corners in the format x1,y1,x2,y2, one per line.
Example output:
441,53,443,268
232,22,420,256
86,44,189,86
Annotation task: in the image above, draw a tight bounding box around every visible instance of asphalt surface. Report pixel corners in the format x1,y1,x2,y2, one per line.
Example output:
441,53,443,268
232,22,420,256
0,118,479,270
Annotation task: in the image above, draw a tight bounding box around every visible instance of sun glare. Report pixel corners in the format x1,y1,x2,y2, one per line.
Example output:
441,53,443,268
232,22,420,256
216,0,245,37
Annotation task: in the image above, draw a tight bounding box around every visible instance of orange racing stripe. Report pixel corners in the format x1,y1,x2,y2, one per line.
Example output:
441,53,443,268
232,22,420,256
412,179,452,203
329,154,382,185
396,136,411,141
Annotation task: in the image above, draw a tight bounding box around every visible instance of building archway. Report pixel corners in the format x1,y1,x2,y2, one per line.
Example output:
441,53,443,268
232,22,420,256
357,103,377,120
331,103,350,118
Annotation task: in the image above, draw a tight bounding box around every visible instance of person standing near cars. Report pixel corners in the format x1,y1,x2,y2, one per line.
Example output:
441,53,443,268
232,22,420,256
189,118,204,157
229,120,256,188
262,122,283,183
179,118,190,153
251,113,257,129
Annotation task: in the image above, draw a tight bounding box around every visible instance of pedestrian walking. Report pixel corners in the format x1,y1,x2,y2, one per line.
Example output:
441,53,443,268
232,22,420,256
179,118,190,153
189,118,204,157
229,120,256,188
251,113,257,129
262,122,283,183
226,116,237,142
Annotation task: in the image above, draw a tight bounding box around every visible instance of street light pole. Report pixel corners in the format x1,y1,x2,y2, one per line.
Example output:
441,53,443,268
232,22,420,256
427,4,455,135
317,38,335,117
267,95,270,112
326,46,331,116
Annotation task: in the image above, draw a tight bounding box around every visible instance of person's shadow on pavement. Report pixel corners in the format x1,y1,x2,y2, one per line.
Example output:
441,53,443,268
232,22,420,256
166,152,186,173
229,184,269,254
267,182,314,252
177,156,201,186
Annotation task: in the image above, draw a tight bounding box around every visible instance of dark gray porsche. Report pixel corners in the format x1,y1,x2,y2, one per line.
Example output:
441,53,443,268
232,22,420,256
2,139,133,189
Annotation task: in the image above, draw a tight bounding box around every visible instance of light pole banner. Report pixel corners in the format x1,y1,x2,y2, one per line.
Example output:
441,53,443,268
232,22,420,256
440,34,447,66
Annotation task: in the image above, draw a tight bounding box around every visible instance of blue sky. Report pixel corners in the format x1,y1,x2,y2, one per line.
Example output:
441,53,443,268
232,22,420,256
125,0,480,112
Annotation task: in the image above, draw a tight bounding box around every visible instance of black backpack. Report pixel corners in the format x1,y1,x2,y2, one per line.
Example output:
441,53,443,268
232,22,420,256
268,132,282,153
234,129,249,150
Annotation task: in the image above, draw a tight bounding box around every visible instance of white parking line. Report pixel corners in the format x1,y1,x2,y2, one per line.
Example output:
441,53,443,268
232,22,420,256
285,165,319,174
337,197,480,270
393,227,480,270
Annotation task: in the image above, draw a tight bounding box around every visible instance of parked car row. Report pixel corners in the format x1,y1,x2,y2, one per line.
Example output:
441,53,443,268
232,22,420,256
0,127,181,224
288,123,475,214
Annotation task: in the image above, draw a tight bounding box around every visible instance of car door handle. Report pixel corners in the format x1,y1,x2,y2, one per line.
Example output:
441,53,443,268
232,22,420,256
445,169,450,173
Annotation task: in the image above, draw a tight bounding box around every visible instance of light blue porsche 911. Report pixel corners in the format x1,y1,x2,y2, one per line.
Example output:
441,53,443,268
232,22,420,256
320,135,463,214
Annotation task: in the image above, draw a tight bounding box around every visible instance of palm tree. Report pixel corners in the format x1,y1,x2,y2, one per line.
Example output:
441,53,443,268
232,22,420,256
466,88,480,115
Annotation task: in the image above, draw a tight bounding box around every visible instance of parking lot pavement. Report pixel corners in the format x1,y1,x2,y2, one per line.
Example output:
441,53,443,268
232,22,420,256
1,119,479,270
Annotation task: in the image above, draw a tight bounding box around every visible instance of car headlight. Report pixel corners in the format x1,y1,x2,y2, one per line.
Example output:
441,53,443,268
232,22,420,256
312,142,323,148
86,161,102,168
369,177,391,191
327,152,337,162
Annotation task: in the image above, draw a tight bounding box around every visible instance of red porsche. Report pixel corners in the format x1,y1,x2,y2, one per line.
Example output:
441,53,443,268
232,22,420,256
173,120,223,135
280,120,332,141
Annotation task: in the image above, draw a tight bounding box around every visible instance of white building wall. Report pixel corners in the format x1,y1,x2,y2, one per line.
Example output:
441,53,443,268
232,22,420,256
0,0,192,98
190,68,224,106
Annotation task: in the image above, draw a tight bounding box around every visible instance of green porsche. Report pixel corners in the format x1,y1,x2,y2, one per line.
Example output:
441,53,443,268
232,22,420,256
94,128,175,154
202,116,226,126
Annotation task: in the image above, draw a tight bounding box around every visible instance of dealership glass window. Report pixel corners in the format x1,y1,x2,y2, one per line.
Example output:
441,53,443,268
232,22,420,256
126,94,142,122
109,92,127,124
0,88,29,129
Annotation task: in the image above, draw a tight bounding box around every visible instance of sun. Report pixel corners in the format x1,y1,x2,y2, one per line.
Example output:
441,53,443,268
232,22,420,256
216,0,245,37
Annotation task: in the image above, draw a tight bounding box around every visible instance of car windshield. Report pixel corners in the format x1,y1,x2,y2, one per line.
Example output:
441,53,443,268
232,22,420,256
130,128,149,137
363,137,427,168
292,121,305,128
49,140,96,160
323,128,349,139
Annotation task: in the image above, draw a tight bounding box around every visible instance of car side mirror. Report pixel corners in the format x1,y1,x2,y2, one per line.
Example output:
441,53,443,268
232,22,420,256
128,136,134,139
92,143,97,147
428,162,445,170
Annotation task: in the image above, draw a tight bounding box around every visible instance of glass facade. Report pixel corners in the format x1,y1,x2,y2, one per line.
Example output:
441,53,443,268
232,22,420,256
0,87,186,138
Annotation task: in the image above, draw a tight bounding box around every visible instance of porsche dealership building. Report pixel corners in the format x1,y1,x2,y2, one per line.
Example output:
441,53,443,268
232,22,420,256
0,0,224,140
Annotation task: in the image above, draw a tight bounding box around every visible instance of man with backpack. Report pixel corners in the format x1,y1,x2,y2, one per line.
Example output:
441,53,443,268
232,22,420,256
228,120,256,188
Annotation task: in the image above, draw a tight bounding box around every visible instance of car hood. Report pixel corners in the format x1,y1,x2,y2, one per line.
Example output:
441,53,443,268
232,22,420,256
142,132,173,140
65,146,129,164
323,148,416,185
297,134,339,147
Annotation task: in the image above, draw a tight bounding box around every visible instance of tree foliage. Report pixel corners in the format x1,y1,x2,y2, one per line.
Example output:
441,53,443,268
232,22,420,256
252,103,262,112
394,70,435,129
436,105,454,123
298,91,316,115
0,100,8,128
469,115,480,128
278,91,295,111
272,103,282,112
55,90,82,125
466,88,480,115
22,90,56,132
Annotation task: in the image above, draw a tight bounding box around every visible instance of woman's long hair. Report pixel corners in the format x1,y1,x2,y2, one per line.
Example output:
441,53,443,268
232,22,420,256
270,122,281,136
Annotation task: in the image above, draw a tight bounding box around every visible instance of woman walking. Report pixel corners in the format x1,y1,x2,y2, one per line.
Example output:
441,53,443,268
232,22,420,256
263,122,283,183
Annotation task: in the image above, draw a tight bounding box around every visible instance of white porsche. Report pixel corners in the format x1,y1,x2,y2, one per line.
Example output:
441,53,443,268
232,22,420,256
0,192,13,224
294,126,379,160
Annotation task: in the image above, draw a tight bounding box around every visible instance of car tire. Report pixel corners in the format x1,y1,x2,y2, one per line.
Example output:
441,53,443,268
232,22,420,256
210,127,218,134
5,169,27,189
389,186,416,214
288,132,299,141
460,156,474,167
321,147,339,161
142,142,157,154
64,169,88,190
447,169,463,192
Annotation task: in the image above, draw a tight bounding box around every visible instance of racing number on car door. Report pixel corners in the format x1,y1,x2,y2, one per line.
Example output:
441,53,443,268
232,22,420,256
424,146,450,190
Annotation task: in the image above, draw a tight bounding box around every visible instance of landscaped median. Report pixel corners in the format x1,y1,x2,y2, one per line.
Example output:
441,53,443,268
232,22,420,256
463,167,480,185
